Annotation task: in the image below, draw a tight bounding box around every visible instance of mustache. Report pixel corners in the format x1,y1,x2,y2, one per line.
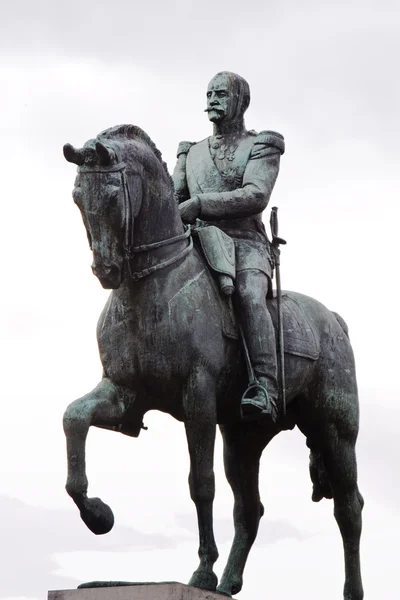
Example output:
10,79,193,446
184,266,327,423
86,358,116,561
204,107,225,113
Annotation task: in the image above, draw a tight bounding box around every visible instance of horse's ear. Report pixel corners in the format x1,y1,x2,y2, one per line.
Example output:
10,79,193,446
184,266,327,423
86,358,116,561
63,143,85,166
96,141,114,166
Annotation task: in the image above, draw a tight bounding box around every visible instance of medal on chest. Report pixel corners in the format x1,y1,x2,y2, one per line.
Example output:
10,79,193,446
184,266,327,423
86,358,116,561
209,136,245,187
210,135,238,161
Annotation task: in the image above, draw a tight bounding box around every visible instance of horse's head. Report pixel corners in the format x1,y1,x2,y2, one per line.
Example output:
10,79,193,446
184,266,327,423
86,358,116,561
63,125,174,289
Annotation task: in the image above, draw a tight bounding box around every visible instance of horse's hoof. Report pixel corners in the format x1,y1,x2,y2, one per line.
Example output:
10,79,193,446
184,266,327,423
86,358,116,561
231,580,243,596
215,587,232,597
80,497,114,535
188,570,218,591
217,578,242,597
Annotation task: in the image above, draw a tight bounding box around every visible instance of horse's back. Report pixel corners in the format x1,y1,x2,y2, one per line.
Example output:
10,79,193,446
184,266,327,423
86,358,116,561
268,290,352,362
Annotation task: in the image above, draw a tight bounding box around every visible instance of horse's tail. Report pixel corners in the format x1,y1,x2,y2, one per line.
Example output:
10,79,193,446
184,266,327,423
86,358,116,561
307,443,333,503
332,311,350,338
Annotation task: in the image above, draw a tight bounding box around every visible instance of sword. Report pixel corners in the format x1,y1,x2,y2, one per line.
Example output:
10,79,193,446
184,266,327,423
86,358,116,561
270,207,287,417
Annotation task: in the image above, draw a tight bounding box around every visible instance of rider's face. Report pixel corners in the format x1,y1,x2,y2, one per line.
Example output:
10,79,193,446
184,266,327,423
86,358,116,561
206,75,232,123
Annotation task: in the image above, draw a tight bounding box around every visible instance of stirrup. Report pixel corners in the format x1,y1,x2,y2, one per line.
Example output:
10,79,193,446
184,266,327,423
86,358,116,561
240,382,277,419
242,382,269,402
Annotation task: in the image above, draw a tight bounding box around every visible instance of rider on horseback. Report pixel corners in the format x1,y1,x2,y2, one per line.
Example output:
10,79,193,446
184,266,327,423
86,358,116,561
173,71,285,421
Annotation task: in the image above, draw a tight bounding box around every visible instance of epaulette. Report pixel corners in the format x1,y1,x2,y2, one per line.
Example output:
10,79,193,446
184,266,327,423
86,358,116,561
254,130,285,154
177,141,195,157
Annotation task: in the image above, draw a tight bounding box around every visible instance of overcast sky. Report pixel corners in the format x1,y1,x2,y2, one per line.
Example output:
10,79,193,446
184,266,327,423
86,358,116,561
1,1,399,599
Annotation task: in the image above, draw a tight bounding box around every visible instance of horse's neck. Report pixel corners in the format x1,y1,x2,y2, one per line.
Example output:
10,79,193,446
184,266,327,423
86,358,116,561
130,175,186,272
137,173,183,243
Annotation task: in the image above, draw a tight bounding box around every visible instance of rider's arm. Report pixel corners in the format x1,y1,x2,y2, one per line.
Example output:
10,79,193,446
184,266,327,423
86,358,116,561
197,131,284,220
172,141,194,204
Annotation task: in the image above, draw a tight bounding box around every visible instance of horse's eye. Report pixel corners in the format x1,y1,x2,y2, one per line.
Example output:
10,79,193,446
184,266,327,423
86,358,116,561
107,186,120,204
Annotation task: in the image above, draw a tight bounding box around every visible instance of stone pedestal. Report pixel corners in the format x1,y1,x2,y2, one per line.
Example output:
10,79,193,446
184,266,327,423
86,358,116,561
48,583,225,600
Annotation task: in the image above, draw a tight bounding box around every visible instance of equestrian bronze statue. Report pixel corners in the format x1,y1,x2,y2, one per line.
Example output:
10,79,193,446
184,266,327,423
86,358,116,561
62,74,364,600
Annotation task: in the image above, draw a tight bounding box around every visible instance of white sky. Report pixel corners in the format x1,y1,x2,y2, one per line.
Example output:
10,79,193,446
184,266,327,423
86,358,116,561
1,1,399,599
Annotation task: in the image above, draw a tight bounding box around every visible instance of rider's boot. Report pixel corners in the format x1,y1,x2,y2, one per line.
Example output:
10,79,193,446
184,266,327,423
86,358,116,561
239,299,279,422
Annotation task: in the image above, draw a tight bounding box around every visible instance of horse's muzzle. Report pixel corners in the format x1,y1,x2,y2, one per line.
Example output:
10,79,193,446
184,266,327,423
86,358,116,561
91,262,122,289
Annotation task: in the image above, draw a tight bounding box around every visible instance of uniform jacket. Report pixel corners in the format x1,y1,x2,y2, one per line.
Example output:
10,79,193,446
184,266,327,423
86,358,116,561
173,129,285,274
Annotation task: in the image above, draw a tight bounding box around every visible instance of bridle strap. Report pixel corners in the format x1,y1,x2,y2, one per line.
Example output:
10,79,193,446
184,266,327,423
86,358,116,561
121,170,134,257
131,225,191,253
79,163,126,173
128,236,193,281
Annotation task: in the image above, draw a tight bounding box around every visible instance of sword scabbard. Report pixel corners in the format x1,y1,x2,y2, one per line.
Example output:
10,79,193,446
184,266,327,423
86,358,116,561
270,207,286,417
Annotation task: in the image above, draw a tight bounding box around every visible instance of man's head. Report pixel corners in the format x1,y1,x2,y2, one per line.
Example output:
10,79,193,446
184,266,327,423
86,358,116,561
205,72,250,124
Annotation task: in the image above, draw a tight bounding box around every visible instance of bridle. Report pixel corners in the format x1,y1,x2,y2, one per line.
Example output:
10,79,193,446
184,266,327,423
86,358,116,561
78,162,193,282
127,225,192,281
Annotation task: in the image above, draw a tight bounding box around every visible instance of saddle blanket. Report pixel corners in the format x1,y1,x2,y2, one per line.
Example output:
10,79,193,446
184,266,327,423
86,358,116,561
223,291,320,361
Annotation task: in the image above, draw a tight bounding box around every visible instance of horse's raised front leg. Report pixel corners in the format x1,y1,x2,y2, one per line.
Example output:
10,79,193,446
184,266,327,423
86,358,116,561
184,370,219,591
217,423,272,597
63,377,126,535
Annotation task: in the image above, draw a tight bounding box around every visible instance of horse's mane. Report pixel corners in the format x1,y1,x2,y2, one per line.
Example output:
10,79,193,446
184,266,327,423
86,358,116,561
98,124,174,189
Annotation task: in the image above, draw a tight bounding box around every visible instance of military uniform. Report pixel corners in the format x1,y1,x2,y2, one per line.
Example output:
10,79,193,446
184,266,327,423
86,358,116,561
173,129,285,284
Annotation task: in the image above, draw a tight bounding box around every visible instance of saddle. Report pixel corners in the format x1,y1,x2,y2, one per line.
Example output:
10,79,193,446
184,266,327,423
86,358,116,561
268,292,320,360
195,226,319,361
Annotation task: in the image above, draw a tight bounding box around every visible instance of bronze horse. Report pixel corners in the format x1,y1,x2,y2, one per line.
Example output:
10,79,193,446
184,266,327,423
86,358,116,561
63,125,364,600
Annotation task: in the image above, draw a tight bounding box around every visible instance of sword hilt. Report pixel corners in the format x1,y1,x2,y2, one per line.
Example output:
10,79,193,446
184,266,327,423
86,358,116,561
270,207,287,247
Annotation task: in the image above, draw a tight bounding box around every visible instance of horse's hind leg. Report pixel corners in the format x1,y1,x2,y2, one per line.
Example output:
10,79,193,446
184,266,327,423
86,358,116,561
321,425,364,600
217,424,272,597
63,377,126,535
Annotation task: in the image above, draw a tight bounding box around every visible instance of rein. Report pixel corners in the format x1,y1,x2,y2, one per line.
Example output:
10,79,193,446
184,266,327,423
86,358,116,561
79,162,193,282
127,226,192,281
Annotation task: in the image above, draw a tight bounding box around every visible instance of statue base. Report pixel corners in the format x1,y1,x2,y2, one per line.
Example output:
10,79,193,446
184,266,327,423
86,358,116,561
48,582,227,600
